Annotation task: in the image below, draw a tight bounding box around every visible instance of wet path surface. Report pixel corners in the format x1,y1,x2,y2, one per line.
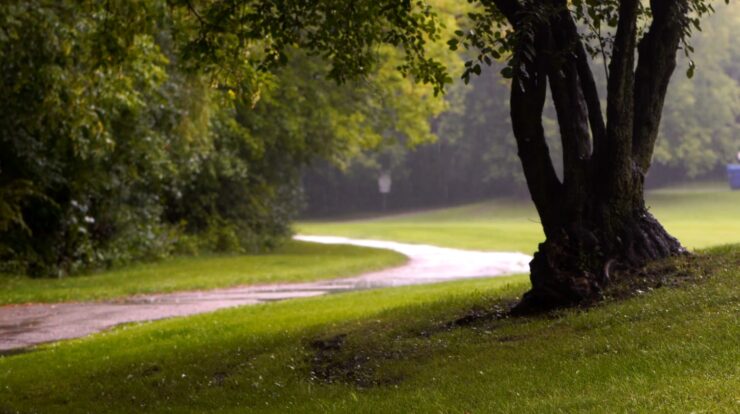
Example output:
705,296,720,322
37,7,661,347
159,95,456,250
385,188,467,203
0,236,531,352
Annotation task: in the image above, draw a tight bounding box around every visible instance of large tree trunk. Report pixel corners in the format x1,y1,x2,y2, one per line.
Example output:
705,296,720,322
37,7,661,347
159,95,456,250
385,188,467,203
514,205,685,313
497,0,690,313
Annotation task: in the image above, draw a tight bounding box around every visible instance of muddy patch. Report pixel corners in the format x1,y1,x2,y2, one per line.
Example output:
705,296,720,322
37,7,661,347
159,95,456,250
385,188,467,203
602,248,738,302
495,334,529,343
307,334,406,388
446,302,513,328
0,318,42,336
209,371,229,387
305,300,520,388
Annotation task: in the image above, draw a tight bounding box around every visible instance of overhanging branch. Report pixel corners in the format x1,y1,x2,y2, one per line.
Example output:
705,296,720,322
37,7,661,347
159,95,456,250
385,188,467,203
632,0,689,173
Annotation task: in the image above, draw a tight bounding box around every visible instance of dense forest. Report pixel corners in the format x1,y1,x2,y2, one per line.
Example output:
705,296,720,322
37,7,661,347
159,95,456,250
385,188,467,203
1,1,736,275
302,6,739,215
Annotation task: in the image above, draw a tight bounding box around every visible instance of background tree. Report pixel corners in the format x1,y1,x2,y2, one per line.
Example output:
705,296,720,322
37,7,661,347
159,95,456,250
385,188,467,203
653,8,740,179
302,64,561,215
0,0,452,275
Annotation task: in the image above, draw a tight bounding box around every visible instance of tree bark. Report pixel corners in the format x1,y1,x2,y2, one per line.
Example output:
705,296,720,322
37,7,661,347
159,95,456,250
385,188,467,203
543,2,592,221
509,18,564,236
633,0,690,175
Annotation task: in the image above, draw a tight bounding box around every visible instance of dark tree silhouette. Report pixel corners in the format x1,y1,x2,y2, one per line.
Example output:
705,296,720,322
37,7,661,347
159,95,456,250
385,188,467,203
490,0,691,312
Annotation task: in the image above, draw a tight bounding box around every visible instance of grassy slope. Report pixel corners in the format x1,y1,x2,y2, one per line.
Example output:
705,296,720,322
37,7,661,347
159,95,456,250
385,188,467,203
0,241,406,305
298,184,740,252
0,245,737,413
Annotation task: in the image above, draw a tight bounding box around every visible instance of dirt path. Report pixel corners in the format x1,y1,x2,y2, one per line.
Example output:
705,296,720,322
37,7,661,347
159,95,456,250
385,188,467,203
0,236,531,352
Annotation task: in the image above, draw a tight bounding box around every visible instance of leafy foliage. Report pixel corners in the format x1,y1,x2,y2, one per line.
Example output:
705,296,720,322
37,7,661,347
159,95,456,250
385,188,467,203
0,0,450,276
171,0,454,94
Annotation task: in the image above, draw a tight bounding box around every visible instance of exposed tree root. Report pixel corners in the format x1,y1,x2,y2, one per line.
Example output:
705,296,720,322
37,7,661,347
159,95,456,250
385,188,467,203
512,209,687,315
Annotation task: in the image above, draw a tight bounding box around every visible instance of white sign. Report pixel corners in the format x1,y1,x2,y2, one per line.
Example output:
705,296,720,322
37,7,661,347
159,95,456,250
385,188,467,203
378,172,392,194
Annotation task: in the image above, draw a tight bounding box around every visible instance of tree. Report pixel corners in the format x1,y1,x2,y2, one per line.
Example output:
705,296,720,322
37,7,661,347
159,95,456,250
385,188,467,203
455,0,708,313
300,64,559,216
0,0,452,275
177,0,725,311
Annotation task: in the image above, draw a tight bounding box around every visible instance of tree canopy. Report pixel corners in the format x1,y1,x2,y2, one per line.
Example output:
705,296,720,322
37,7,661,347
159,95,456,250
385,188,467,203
0,0,457,275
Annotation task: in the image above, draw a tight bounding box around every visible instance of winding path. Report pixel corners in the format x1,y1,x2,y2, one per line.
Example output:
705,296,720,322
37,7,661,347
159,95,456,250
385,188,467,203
0,236,531,352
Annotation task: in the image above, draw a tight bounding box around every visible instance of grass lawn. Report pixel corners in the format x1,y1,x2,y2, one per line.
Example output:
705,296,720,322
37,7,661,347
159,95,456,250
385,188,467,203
0,241,406,305
298,183,740,253
1,244,737,413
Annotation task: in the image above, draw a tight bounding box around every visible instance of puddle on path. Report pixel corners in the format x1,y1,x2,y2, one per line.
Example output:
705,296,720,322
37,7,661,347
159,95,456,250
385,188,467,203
0,236,532,352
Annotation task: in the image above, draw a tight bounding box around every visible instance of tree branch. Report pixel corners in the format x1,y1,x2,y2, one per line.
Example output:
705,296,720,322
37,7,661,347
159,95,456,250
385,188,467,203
632,0,689,173
541,1,604,150
570,26,606,154
487,0,522,25
510,27,564,235
544,9,592,216
600,0,639,205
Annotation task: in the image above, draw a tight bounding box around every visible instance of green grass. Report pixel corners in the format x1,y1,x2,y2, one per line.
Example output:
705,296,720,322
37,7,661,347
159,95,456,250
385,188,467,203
298,184,740,252
646,184,740,250
1,245,737,413
0,241,406,305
